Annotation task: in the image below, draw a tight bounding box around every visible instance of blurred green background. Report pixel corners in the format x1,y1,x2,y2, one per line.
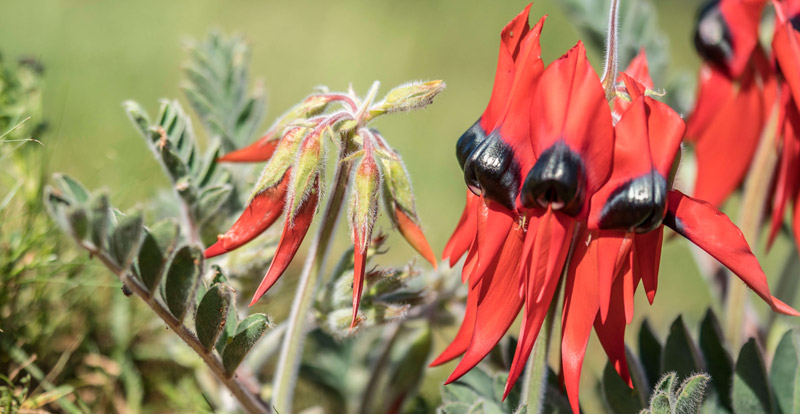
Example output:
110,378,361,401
1,0,795,411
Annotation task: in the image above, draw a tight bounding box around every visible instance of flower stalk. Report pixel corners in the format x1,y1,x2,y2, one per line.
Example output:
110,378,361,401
724,97,781,349
600,0,621,100
271,153,354,414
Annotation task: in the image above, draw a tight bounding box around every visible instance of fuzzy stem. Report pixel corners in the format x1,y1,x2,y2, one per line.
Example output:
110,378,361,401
724,98,780,349
271,152,354,414
522,297,558,414
357,322,403,414
601,0,621,100
79,243,269,414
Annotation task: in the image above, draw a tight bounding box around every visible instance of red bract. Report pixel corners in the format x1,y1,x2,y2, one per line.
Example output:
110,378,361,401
438,5,797,413
687,0,774,207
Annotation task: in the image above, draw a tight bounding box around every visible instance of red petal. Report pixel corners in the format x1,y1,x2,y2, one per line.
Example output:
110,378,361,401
665,190,800,316
351,226,369,329
686,66,736,140
481,5,532,131
205,171,290,258
634,227,664,304
594,273,632,387
596,232,629,322
769,91,800,248
217,133,279,163
530,41,615,204
445,225,525,384
504,209,573,397
248,180,319,306
443,192,479,267
560,227,600,413
719,0,766,78
470,200,514,289
690,67,764,207
430,281,480,366
395,207,438,269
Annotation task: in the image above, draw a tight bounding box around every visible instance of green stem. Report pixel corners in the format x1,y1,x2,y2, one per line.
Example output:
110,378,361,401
522,302,558,414
600,0,621,100
80,243,269,414
271,154,354,414
724,98,780,349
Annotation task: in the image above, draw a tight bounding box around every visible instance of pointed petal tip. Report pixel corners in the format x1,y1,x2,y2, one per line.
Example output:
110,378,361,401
772,297,800,316
204,241,227,258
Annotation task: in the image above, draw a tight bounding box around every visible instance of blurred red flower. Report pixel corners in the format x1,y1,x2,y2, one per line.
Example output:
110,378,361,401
436,5,798,412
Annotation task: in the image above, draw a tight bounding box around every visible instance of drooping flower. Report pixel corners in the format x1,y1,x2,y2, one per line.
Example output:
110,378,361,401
687,0,775,207
205,82,444,322
436,5,798,413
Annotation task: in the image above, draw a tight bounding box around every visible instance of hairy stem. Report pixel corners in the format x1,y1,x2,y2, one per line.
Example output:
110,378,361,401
357,322,403,414
81,243,269,414
601,0,621,100
725,99,780,349
271,153,354,414
522,300,558,414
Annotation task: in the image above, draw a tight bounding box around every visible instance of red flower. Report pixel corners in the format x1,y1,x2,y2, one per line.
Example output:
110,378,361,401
687,0,775,207
437,6,798,413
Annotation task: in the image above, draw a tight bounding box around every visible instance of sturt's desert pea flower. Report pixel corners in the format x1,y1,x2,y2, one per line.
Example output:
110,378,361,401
687,0,775,207
436,4,798,413
687,0,800,257
205,81,444,321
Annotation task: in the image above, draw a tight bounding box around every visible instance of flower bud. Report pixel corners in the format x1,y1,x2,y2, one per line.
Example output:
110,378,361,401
287,128,325,219
251,126,307,195
379,154,437,268
374,80,446,115
348,148,382,329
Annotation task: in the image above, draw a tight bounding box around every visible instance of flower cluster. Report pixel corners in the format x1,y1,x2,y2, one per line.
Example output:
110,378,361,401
204,81,443,328
688,0,800,251
433,4,798,412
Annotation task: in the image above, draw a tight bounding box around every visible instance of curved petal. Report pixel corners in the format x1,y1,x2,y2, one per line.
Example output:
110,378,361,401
560,227,600,413
690,67,764,207
248,179,319,306
445,225,525,384
443,192,479,266
529,41,615,209
205,171,290,258
430,281,479,367
665,190,800,316
395,207,438,269
218,133,279,163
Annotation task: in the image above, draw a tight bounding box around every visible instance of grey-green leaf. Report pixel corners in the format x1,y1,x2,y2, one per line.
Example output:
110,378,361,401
163,245,204,321
603,361,644,414
110,211,144,270
195,283,235,351
136,219,179,291
698,309,733,410
661,316,704,381
674,374,710,414
221,313,271,373
195,184,232,222
66,206,90,241
733,338,773,414
640,319,663,388
770,329,800,414
53,173,90,204
89,193,112,251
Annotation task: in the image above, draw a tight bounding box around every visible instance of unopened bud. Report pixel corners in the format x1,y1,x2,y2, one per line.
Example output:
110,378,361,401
252,126,307,195
350,150,382,245
288,129,325,219
375,80,446,115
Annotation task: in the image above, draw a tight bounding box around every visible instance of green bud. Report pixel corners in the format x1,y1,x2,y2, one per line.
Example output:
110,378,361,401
252,126,307,195
374,80,445,115
288,130,325,218
350,150,382,244
378,152,416,218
